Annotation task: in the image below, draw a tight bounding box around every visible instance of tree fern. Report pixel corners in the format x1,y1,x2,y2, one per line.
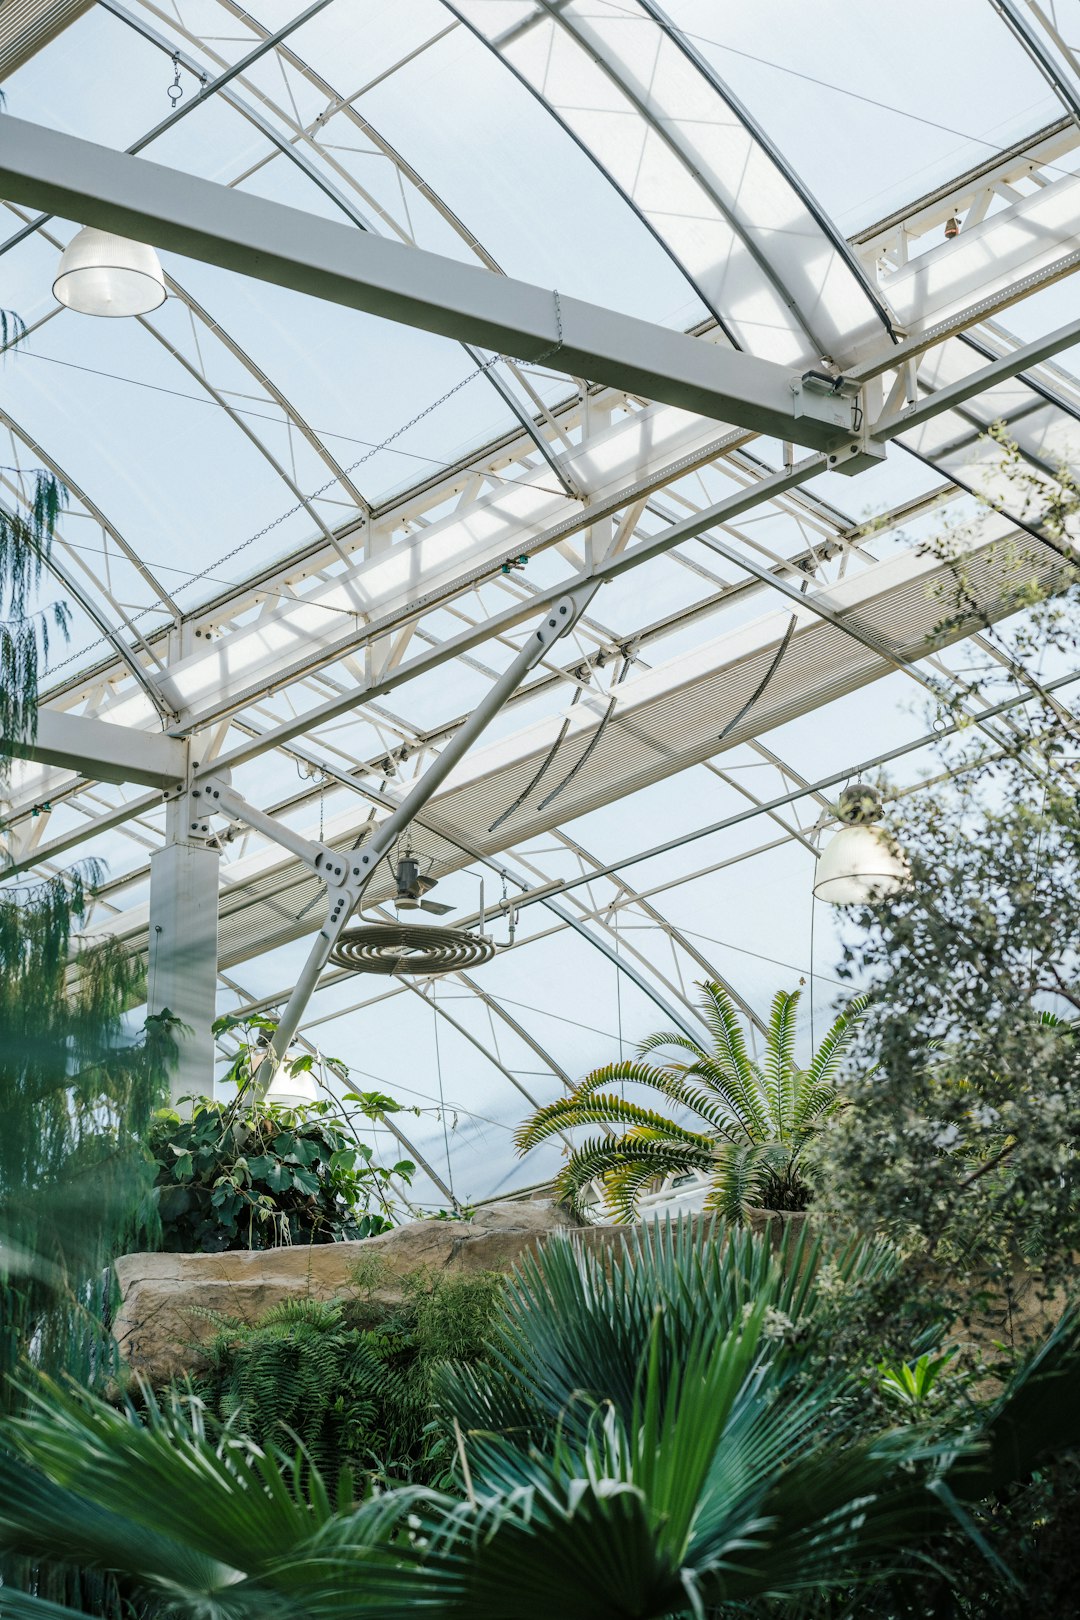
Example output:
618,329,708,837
518,982,869,1224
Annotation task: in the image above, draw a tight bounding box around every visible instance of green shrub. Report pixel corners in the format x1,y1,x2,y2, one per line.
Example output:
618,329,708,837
147,1098,412,1252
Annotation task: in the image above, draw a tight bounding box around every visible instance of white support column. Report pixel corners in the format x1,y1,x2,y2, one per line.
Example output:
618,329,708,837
148,796,219,1105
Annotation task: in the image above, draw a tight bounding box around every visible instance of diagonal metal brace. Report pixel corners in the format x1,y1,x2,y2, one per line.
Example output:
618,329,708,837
194,586,598,1082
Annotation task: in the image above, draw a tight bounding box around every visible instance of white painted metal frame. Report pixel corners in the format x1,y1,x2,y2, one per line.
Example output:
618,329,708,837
4,0,1080,1192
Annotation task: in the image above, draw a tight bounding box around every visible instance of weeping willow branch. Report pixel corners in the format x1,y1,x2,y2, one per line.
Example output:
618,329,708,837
0,472,70,750
1,308,27,352
1,303,70,755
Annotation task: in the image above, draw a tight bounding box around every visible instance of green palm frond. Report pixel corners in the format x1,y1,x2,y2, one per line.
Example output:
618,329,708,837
10,1231,1076,1619
536,1061,752,1143
791,1073,848,1133
650,1077,753,1142
438,1222,899,1452
517,982,872,1223
705,1142,776,1223
553,1136,716,1224
385,1290,958,1619
569,1058,700,1105
681,1055,770,1137
603,1157,690,1223
516,1093,713,1155
763,989,800,1136
805,994,869,1088
3,1379,332,1574
697,981,757,1089
613,1031,770,1137
634,1029,710,1066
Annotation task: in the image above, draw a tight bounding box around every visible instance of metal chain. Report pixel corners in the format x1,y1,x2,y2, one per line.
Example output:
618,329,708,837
46,294,567,675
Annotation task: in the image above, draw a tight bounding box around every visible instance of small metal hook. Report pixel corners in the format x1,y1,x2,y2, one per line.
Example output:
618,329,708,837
168,53,184,107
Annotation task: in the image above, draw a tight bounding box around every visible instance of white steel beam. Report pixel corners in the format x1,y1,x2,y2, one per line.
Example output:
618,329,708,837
2,709,186,789
872,313,1080,441
0,116,864,450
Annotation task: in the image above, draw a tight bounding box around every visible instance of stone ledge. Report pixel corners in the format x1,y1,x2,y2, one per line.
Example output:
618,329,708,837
112,1203,811,1385
113,1200,590,1383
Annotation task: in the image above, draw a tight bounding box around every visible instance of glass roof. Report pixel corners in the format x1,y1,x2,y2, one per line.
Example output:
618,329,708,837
3,0,1080,1210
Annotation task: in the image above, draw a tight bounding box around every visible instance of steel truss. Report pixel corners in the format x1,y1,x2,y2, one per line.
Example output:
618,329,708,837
4,0,1080,1188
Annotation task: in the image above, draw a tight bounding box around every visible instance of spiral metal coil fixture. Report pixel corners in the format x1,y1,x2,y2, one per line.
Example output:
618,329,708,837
328,922,496,976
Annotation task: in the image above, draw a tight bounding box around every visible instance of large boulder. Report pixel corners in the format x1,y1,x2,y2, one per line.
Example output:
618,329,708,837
113,1200,584,1384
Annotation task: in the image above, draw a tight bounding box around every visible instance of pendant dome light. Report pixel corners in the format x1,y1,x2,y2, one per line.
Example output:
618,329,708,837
53,227,166,317
264,1061,320,1110
813,782,909,905
248,1040,320,1110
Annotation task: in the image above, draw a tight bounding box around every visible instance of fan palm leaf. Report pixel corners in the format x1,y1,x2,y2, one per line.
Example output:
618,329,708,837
437,1221,897,1444
519,982,869,1222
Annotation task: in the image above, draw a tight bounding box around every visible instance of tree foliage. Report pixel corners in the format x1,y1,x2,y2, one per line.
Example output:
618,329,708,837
821,436,1080,1327
1,306,68,756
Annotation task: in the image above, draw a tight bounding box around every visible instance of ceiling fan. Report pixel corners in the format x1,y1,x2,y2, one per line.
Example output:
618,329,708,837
393,853,455,916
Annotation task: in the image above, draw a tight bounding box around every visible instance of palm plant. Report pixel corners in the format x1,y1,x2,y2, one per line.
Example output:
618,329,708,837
0,1222,1078,1620
516,982,867,1222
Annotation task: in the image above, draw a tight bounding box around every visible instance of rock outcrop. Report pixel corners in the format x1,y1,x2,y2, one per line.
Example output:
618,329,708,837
113,1200,583,1383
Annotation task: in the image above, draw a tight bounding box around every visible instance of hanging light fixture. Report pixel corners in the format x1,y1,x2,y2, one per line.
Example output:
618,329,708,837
264,1062,320,1109
248,1040,320,1109
813,783,909,906
53,227,166,317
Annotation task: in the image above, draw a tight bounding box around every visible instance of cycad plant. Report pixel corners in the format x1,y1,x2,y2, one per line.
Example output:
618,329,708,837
516,982,867,1222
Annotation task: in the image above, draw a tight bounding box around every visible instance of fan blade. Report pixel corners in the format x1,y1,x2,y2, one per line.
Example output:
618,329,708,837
420,900,455,916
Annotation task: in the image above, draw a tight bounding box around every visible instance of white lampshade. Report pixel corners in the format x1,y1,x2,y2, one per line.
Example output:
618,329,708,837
248,1040,320,1109
53,227,166,317
813,823,909,905
264,1061,320,1109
